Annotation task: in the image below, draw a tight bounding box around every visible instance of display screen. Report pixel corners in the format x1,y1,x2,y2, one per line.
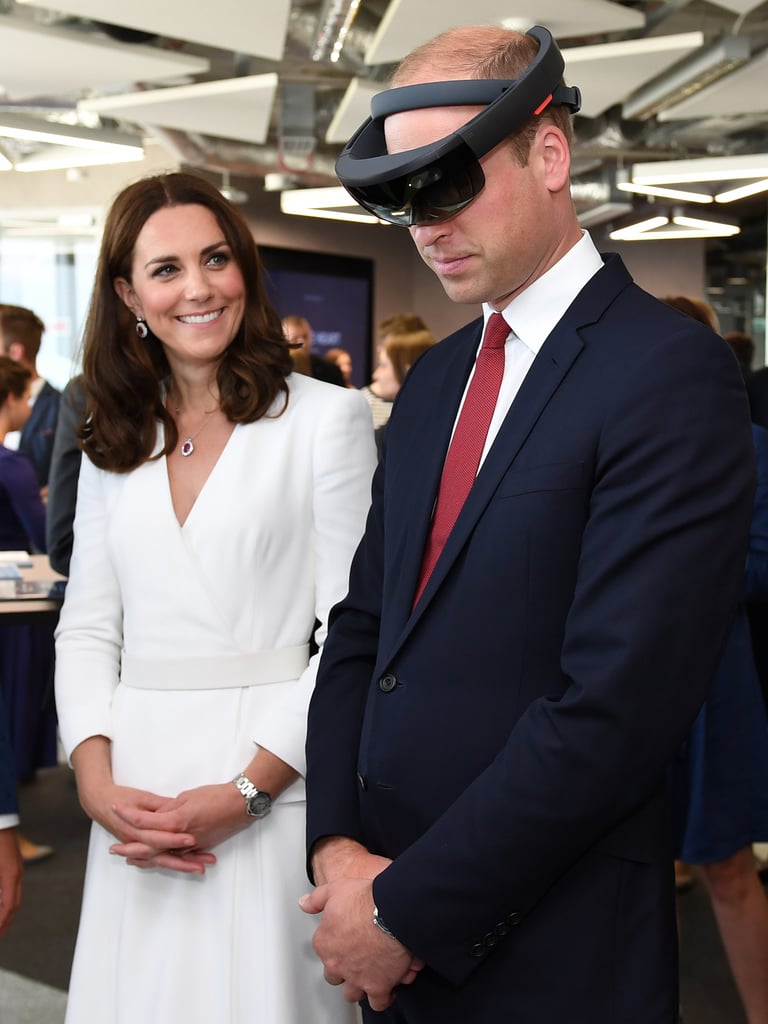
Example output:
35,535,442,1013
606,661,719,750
259,245,373,388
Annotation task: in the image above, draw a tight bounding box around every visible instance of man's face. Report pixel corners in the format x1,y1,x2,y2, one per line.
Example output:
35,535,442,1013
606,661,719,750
283,319,313,352
384,105,569,310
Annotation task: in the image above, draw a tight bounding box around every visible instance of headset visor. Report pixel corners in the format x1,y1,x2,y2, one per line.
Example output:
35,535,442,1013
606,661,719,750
345,137,486,227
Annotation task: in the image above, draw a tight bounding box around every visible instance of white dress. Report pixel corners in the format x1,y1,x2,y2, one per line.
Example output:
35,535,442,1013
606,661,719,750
55,374,376,1024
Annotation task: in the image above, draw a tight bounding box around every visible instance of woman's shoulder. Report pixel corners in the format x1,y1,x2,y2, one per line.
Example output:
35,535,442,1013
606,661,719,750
286,372,369,416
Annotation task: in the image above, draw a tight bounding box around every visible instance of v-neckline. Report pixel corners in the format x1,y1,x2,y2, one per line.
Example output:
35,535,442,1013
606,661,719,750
165,421,237,528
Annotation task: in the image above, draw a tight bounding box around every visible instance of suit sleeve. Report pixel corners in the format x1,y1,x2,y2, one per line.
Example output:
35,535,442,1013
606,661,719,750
0,690,19,819
46,377,87,577
744,423,768,601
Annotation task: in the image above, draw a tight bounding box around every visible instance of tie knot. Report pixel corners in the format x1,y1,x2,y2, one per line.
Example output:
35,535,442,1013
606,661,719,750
483,313,508,350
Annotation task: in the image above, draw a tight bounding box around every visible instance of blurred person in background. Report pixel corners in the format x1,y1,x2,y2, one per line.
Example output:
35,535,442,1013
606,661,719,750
0,304,61,494
663,295,768,1024
282,314,346,387
325,347,355,387
0,354,56,864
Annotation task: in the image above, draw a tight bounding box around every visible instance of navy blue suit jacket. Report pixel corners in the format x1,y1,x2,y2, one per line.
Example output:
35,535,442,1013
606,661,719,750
306,254,756,1023
0,690,18,817
19,380,61,488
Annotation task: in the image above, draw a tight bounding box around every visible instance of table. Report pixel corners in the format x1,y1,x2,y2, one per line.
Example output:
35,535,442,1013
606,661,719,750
0,554,66,624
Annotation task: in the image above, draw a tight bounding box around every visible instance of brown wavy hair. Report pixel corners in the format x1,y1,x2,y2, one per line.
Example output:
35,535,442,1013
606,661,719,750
80,172,292,472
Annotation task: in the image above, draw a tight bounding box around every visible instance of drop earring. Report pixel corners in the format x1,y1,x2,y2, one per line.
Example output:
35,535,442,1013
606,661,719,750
136,316,148,339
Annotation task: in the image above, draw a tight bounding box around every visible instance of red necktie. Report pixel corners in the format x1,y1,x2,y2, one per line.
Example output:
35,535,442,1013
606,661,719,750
413,312,508,607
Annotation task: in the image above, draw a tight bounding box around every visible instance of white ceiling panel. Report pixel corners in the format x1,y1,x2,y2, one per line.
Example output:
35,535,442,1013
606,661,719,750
708,0,764,13
365,0,645,66
326,33,706,137
658,47,768,120
325,79,381,144
564,33,705,118
78,75,278,145
14,0,291,60
0,14,209,101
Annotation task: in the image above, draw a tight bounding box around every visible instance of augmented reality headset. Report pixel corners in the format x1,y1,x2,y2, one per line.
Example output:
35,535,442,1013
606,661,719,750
336,25,581,227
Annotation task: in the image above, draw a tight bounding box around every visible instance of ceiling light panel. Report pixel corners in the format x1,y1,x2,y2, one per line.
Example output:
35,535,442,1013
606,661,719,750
657,46,768,121
79,75,279,146
708,0,764,13
364,0,644,66
280,186,384,225
0,13,209,101
13,0,291,61
564,33,704,119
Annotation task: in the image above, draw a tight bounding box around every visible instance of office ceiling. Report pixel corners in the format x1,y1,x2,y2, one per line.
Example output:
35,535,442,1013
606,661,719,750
1,0,768,230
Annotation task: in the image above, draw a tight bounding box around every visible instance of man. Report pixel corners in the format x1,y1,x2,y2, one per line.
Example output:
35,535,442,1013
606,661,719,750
301,24,756,1024
0,304,61,490
46,374,87,576
0,691,22,936
282,314,346,387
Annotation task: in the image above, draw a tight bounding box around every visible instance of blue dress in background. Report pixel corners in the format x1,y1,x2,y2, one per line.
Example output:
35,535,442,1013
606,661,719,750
0,444,57,781
669,424,768,863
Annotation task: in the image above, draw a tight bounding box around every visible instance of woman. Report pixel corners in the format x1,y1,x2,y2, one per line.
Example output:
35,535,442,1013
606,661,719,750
663,295,768,1024
54,172,376,1024
368,326,436,458
0,355,56,862
324,347,354,387
360,315,432,431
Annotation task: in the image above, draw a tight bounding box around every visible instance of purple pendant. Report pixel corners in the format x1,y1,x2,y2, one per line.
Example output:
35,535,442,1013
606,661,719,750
180,438,194,457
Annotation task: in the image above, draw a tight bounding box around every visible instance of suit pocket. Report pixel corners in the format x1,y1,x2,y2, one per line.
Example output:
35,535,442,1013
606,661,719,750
498,460,585,498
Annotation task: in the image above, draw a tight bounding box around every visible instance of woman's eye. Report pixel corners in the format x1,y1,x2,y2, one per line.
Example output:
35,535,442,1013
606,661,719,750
207,251,229,267
153,263,177,278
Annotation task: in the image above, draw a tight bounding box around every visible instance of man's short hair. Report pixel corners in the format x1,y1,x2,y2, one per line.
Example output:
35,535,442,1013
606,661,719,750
0,304,46,362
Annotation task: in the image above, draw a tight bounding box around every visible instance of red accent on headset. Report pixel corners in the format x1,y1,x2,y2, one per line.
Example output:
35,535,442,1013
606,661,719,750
533,94,553,116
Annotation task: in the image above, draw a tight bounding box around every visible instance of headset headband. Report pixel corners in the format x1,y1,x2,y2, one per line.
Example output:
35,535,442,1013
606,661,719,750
336,25,581,189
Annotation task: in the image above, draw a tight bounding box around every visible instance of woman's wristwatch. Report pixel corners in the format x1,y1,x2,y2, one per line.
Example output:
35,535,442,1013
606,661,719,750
232,772,272,818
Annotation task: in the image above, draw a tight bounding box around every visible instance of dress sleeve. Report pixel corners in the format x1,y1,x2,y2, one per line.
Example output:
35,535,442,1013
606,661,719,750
252,388,376,776
54,456,123,760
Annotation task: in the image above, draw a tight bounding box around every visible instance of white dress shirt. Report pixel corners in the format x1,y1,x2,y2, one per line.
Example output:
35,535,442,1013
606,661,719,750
458,231,604,468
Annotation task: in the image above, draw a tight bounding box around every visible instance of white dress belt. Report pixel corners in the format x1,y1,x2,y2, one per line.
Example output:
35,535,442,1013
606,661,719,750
120,646,311,690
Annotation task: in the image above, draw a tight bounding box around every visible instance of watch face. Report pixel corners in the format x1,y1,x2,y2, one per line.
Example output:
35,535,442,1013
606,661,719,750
246,791,271,818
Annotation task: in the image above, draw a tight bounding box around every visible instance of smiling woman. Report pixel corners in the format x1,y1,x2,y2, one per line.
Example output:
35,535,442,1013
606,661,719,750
53,171,376,1024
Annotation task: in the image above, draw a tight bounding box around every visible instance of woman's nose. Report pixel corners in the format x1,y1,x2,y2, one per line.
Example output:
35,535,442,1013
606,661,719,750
184,269,213,300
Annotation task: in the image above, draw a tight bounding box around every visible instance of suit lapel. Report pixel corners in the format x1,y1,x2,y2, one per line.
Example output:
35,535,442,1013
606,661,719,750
384,318,483,629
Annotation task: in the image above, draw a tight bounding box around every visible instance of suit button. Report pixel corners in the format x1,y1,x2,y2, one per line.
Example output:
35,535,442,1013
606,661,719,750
506,912,522,927
495,921,509,938
356,772,367,791
471,943,486,958
379,673,397,693
483,931,498,948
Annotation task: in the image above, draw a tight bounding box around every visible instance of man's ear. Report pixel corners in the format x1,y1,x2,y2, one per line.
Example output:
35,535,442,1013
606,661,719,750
114,277,141,318
538,125,572,195
7,341,25,362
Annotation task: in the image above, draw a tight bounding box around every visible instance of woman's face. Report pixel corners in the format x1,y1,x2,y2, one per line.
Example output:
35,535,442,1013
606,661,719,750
372,347,399,401
114,203,246,373
336,352,353,383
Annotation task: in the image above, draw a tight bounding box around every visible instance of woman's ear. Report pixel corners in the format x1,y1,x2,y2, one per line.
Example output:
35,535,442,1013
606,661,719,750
114,277,140,318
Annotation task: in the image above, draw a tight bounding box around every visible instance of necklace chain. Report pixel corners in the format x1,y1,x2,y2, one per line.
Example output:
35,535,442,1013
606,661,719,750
173,399,218,458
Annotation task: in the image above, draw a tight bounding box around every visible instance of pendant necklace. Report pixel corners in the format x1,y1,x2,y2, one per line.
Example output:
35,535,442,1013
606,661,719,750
174,402,217,457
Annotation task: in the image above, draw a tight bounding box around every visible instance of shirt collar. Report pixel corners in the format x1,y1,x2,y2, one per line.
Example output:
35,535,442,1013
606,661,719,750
482,231,604,355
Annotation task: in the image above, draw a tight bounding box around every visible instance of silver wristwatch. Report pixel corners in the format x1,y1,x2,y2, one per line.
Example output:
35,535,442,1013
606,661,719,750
232,772,272,818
